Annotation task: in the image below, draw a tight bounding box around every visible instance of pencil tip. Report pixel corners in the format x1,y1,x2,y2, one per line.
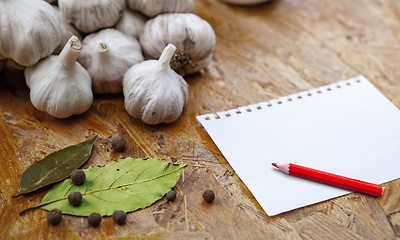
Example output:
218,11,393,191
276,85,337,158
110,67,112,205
272,163,277,167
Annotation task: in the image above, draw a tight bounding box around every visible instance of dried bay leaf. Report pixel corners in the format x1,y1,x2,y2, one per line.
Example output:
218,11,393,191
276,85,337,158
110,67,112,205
18,136,97,194
36,158,186,216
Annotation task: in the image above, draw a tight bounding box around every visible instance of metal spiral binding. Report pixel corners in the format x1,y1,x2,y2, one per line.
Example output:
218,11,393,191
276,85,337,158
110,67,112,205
200,75,366,121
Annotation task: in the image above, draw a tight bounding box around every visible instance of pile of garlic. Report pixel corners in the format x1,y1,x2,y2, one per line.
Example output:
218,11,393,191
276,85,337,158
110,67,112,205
0,0,216,124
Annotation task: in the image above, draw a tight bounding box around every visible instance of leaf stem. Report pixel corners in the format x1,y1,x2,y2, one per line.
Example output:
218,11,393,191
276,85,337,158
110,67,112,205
19,197,68,216
19,164,187,215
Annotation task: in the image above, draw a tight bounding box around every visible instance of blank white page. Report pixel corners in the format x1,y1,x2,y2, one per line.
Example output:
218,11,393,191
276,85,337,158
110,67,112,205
197,76,400,216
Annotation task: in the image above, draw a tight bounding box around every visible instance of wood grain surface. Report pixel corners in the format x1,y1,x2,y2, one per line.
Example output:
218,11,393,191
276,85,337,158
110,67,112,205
1,0,400,239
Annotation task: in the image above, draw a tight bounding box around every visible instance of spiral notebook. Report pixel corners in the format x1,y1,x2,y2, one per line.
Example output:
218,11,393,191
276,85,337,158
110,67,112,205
197,76,400,216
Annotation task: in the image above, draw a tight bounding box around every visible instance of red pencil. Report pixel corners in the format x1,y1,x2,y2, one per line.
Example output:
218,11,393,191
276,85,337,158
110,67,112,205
272,163,385,197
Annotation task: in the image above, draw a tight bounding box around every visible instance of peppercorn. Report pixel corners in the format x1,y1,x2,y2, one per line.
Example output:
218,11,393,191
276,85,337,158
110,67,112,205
71,169,86,186
68,191,82,206
47,209,62,226
202,189,215,203
112,136,126,152
166,190,176,202
112,210,127,225
88,212,102,227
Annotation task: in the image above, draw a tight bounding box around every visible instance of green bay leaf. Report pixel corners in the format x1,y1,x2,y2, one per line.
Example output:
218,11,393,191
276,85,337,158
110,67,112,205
18,136,96,194
39,158,187,216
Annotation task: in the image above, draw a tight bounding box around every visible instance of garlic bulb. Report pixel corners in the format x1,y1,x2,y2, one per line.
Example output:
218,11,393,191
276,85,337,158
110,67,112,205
219,0,271,4
25,36,93,118
123,44,188,125
58,0,126,33
115,9,148,39
140,13,216,76
52,6,82,54
127,0,193,17
0,0,62,66
78,29,144,94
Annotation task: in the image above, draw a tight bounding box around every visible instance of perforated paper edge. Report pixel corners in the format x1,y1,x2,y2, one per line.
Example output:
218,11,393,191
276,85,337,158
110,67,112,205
196,75,367,121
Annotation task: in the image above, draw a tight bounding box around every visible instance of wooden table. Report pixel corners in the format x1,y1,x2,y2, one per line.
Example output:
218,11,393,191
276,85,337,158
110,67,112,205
1,0,399,239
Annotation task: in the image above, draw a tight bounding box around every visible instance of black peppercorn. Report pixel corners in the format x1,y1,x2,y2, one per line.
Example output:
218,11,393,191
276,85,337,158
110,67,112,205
112,136,126,152
47,209,62,226
202,189,215,203
112,210,127,225
71,169,86,186
88,212,102,227
68,191,82,206
166,190,176,202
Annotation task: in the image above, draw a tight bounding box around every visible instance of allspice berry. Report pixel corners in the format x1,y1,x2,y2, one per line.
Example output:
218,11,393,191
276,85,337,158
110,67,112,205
166,190,176,202
88,212,102,227
112,210,127,225
112,136,126,152
47,209,62,226
68,191,82,206
71,169,86,186
202,189,215,203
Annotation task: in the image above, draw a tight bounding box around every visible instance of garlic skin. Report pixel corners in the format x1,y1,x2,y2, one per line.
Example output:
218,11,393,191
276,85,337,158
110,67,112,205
219,0,271,4
115,9,148,39
123,44,188,125
78,29,144,94
127,0,193,17
52,6,82,55
0,0,62,66
140,13,216,76
59,0,126,33
25,36,93,118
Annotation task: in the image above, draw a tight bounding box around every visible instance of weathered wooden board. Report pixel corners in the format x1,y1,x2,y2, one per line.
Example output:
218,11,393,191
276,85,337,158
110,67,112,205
1,0,399,239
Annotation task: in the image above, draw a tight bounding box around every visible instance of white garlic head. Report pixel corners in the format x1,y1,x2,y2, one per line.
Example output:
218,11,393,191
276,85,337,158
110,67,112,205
59,0,126,33
78,29,144,94
140,13,216,76
127,0,193,17
115,9,148,39
123,44,188,125
0,0,62,66
25,36,93,118
52,6,82,55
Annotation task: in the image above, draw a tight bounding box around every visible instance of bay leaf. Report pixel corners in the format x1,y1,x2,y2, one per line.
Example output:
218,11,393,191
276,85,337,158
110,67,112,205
18,136,97,194
36,158,187,216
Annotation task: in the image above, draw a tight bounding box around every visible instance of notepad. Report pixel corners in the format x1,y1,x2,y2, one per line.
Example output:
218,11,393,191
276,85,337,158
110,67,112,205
197,76,400,216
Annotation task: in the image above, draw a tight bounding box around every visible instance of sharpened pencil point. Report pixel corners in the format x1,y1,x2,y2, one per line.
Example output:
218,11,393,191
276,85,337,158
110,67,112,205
272,163,277,167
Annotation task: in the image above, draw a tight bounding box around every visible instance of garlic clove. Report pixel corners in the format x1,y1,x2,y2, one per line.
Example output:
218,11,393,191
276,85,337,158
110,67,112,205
140,13,216,76
123,44,189,125
78,29,144,94
127,0,194,17
115,9,148,40
52,6,82,55
59,0,126,33
0,0,62,66
25,36,93,119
